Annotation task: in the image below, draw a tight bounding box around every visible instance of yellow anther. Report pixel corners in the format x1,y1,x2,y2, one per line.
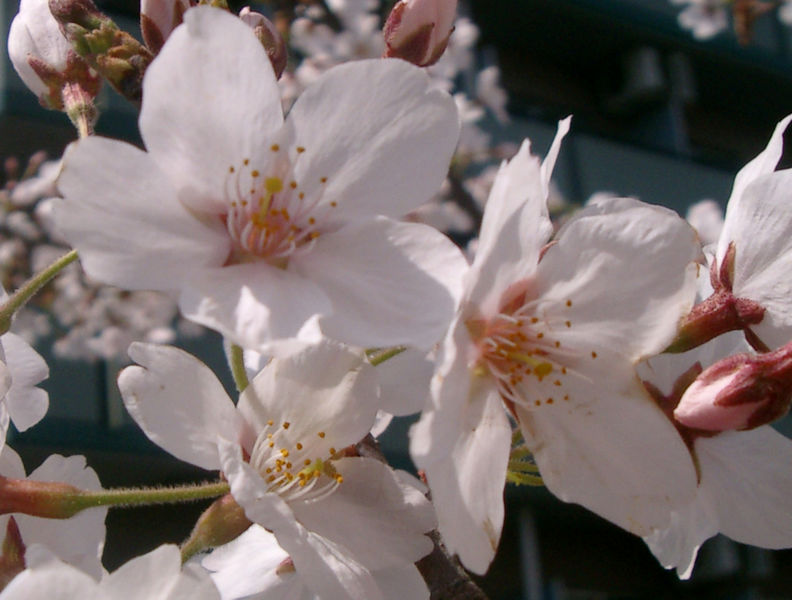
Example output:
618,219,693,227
265,177,283,194
335,475,344,484
267,420,274,426
280,449,289,457
271,144,280,152
534,362,553,379
296,443,303,450
283,422,290,429
296,146,305,153
329,447,336,455
251,170,260,177
317,432,325,438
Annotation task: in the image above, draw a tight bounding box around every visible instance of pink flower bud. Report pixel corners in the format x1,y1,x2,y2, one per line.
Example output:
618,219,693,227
383,0,458,67
0,475,83,519
140,0,192,54
674,344,792,431
8,0,97,110
239,7,287,79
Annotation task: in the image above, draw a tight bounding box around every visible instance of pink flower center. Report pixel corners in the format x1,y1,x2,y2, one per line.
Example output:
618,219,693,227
223,144,337,266
468,282,593,408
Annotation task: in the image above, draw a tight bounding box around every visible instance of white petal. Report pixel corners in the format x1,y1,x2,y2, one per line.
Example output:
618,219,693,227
724,114,792,227
139,6,284,214
179,264,328,355
286,59,459,221
238,341,380,458
290,458,434,570
696,427,792,548
56,137,229,291
202,525,303,600
101,544,219,599
515,377,697,537
467,139,550,314
119,343,246,471
374,348,433,417
0,556,103,600
537,196,699,362
2,332,48,432
721,172,792,348
540,116,571,199
297,217,467,350
19,455,106,579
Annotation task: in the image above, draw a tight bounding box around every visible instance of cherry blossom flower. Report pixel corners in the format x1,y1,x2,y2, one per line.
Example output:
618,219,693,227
56,6,465,355
203,524,429,600
118,341,435,600
411,119,702,574
0,445,105,580
0,544,219,599
383,0,458,67
639,332,792,578
671,0,729,40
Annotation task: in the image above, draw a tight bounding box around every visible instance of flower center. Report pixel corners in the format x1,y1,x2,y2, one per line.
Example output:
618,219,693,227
468,282,593,409
249,419,344,503
223,144,337,266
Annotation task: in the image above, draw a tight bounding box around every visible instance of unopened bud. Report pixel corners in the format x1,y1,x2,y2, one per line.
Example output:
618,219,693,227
0,476,83,519
239,7,287,78
674,343,792,431
383,0,458,67
8,0,100,111
180,494,252,561
140,0,192,54
0,518,25,591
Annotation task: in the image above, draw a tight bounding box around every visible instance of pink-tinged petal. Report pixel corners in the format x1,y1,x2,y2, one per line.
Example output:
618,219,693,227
218,440,384,600
536,196,699,362
237,341,380,459
297,217,467,350
2,332,48,432
721,172,792,348
139,6,284,214
515,376,697,537
695,427,792,548
290,458,434,570
468,138,550,314
179,264,328,355
412,359,511,575
56,137,229,291
285,59,460,222
119,343,246,471
375,348,433,416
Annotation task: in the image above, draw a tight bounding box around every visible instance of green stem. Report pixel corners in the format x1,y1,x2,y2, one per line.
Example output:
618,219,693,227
366,346,407,366
228,343,250,393
0,249,79,335
69,481,230,514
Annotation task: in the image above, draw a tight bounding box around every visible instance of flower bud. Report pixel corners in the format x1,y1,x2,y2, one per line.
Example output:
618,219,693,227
140,0,192,54
0,476,83,519
674,343,792,431
383,0,458,67
239,7,287,78
8,0,100,111
180,494,252,561
0,518,25,590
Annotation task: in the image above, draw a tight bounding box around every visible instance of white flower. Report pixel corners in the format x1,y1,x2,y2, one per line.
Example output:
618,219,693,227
0,544,219,599
118,341,434,600
203,524,429,600
56,6,466,355
0,445,106,579
411,118,702,574
639,332,792,578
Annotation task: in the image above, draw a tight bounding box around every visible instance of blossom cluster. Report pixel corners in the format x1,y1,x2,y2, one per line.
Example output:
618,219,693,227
0,0,790,597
